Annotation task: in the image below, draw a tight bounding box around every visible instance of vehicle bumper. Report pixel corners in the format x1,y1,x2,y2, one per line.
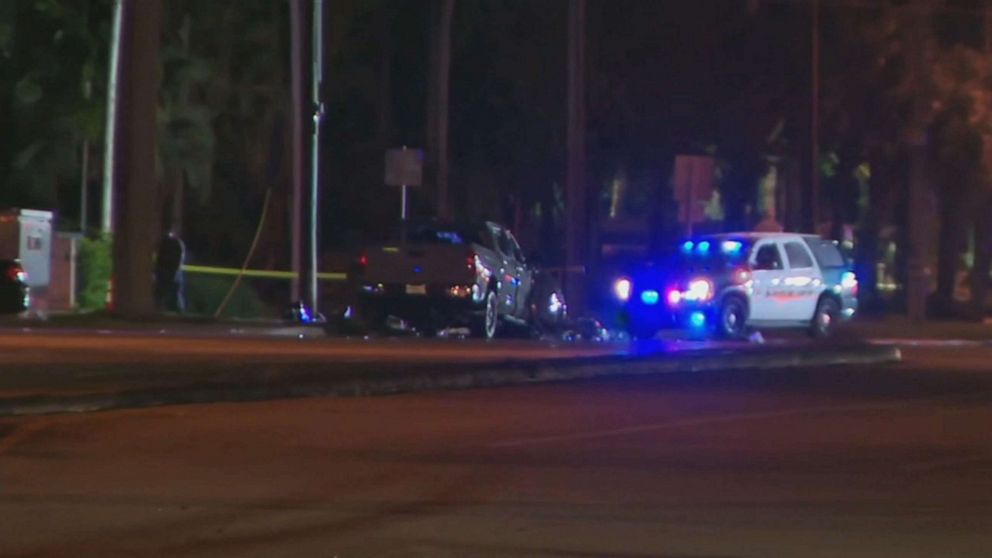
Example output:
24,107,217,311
357,283,482,324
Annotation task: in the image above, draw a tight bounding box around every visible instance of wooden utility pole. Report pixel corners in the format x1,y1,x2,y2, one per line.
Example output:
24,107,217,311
565,0,587,315
111,0,162,317
905,0,933,321
289,0,308,303
427,0,455,220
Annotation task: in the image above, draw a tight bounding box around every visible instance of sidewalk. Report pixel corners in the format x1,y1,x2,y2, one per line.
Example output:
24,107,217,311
0,310,327,338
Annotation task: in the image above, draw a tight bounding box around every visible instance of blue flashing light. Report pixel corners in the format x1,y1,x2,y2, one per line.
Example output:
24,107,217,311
696,241,711,254
721,240,742,255
641,289,660,305
681,241,694,254
689,311,707,328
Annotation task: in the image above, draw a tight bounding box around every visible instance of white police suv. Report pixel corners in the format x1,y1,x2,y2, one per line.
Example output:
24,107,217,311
620,232,858,339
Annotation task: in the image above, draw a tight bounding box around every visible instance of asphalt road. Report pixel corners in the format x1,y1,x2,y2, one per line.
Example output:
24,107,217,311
1,345,989,557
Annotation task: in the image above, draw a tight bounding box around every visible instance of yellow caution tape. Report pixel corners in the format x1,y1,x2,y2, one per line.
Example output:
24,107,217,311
182,264,346,281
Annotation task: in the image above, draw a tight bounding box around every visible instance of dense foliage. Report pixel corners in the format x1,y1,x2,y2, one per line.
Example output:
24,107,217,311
3,0,992,316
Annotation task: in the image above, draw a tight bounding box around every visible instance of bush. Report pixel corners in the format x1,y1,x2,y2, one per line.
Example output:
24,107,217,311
77,234,112,311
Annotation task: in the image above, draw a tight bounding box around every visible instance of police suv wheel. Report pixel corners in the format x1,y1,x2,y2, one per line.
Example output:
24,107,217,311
809,297,840,339
717,297,748,339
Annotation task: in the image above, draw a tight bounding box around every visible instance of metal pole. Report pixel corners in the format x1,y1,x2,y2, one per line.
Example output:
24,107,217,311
308,0,325,318
101,0,123,234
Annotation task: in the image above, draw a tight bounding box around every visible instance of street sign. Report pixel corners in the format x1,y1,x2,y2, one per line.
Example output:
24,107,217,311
385,147,423,187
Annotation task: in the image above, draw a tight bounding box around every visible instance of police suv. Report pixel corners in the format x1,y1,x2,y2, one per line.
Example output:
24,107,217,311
619,232,858,339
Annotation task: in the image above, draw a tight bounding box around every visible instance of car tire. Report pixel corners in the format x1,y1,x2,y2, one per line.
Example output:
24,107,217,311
809,297,840,339
716,297,748,339
472,289,500,339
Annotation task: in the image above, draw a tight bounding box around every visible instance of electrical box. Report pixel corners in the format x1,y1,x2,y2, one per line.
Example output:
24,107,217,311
0,208,53,288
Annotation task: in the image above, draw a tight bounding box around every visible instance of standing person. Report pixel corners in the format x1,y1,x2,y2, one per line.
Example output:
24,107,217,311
155,230,186,312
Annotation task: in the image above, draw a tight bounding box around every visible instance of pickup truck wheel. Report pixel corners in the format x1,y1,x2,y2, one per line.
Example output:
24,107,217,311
808,297,839,339
472,290,500,339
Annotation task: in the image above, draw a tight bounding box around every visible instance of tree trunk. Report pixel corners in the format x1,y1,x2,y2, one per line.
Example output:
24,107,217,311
425,0,454,220
904,0,934,322
111,0,162,318
906,141,931,321
970,193,992,320
565,0,587,316
933,184,962,316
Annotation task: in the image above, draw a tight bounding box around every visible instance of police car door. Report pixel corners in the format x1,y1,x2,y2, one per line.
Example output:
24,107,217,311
782,240,821,319
748,240,790,321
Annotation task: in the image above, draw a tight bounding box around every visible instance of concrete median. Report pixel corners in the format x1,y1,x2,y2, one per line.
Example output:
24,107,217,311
0,341,901,417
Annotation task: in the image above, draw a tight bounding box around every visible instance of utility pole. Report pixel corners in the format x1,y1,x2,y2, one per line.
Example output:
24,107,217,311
436,0,453,220
111,0,162,317
905,0,933,321
426,0,455,220
101,0,124,235
289,0,307,304
289,0,324,318
308,0,325,318
565,0,587,316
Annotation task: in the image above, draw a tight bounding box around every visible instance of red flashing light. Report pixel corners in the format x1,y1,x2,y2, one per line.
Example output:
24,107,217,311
358,253,368,268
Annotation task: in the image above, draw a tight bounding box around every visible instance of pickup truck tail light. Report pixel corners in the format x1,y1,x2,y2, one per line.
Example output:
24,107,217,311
613,277,632,302
466,252,477,273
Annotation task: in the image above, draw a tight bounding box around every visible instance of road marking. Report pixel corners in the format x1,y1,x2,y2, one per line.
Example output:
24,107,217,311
489,397,948,448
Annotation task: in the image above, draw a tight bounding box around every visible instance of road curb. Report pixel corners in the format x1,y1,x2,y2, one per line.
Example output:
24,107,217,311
0,344,901,417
